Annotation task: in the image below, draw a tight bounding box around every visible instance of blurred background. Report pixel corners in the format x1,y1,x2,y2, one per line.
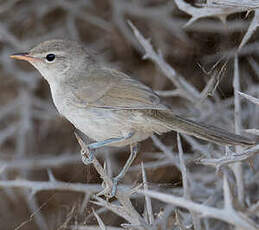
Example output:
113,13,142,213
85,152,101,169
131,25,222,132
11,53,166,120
0,0,258,229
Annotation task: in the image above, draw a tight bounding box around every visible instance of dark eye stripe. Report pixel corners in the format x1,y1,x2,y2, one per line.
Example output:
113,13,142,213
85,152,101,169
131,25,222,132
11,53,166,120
46,54,55,62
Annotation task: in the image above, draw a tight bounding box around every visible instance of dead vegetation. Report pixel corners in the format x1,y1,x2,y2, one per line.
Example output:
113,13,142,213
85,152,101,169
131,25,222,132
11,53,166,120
0,0,258,230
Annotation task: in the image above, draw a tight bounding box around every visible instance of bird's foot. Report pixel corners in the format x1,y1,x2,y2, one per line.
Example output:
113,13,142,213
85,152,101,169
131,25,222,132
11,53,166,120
96,176,120,198
80,147,94,165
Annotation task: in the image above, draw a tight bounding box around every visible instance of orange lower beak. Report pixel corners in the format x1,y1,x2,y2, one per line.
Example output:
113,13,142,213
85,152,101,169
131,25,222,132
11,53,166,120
10,52,37,62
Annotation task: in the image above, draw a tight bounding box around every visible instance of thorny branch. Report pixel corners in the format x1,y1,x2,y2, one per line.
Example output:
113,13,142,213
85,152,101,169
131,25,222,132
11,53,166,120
0,1,258,230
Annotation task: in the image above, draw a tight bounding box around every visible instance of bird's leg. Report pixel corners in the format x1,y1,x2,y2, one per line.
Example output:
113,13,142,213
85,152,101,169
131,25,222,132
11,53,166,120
111,143,138,196
81,132,134,165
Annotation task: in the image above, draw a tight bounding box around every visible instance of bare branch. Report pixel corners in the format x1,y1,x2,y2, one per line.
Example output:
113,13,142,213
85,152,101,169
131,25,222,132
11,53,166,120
92,208,107,230
74,133,147,228
223,172,233,210
197,145,259,168
246,129,259,136
128,21,200,102
141,162,154,225
239,10,259,49
174,0,251,27
238,91,259,105
198,60,228,103
0,179,103,194
139,189,257,230
233,55,245,206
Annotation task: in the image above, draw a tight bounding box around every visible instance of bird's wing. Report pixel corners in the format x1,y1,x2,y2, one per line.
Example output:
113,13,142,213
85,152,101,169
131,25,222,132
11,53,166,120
71,68,168,110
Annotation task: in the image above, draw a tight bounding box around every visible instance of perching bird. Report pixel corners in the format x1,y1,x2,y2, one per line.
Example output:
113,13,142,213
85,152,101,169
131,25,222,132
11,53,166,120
10,39,255,196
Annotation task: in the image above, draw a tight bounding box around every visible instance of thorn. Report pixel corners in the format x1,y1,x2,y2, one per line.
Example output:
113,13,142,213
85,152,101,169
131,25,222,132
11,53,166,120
142,54,148,59
225,146,232,157
158,49,163,58
184,17,197,28
103,161,107,171
197,62,210,75
219,15,227,24
74,131,85,149
29,190,37,199
248,158,255,172
47,168,56,182
130,183,143,195
92,208,106,229
0,165,7,174
245,10,252,18
127,20,134,29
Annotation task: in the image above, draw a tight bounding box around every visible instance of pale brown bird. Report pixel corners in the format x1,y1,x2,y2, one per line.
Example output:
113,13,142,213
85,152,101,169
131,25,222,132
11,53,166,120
10,39,255,196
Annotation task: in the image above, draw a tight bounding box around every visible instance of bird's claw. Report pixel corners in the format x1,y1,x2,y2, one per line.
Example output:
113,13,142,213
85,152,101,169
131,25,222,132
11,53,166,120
80,147,94,165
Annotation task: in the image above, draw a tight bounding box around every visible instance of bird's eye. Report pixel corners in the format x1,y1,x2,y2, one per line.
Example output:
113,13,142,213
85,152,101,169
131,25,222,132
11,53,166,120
45,54,56,62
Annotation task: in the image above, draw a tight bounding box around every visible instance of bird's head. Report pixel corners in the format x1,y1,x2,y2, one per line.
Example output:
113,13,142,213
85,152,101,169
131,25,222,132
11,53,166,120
10,39,94,83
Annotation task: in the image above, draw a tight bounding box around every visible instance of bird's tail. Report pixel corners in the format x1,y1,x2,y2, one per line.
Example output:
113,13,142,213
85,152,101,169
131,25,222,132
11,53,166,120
159,112,255,147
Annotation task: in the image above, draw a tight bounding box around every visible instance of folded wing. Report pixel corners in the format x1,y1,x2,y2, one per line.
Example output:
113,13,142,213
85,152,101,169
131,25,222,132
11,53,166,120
71,67,168,110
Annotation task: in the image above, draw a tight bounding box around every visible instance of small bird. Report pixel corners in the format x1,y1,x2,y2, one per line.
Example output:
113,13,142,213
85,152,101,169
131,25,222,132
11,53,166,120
11,39,255,196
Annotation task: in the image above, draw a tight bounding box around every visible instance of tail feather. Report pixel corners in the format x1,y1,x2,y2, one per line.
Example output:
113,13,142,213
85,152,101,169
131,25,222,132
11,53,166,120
158,112,255,147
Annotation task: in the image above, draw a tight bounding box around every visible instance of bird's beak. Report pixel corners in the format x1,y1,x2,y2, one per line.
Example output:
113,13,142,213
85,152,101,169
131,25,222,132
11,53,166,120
10,52,37,62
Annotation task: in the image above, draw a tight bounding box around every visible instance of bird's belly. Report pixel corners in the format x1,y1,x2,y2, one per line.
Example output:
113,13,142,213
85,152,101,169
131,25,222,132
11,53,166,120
62,106,153,146
69,108,122,140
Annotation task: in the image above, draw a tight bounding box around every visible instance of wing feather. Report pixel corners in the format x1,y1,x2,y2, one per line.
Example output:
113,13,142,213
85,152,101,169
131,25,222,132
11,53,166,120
71,68,168,110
